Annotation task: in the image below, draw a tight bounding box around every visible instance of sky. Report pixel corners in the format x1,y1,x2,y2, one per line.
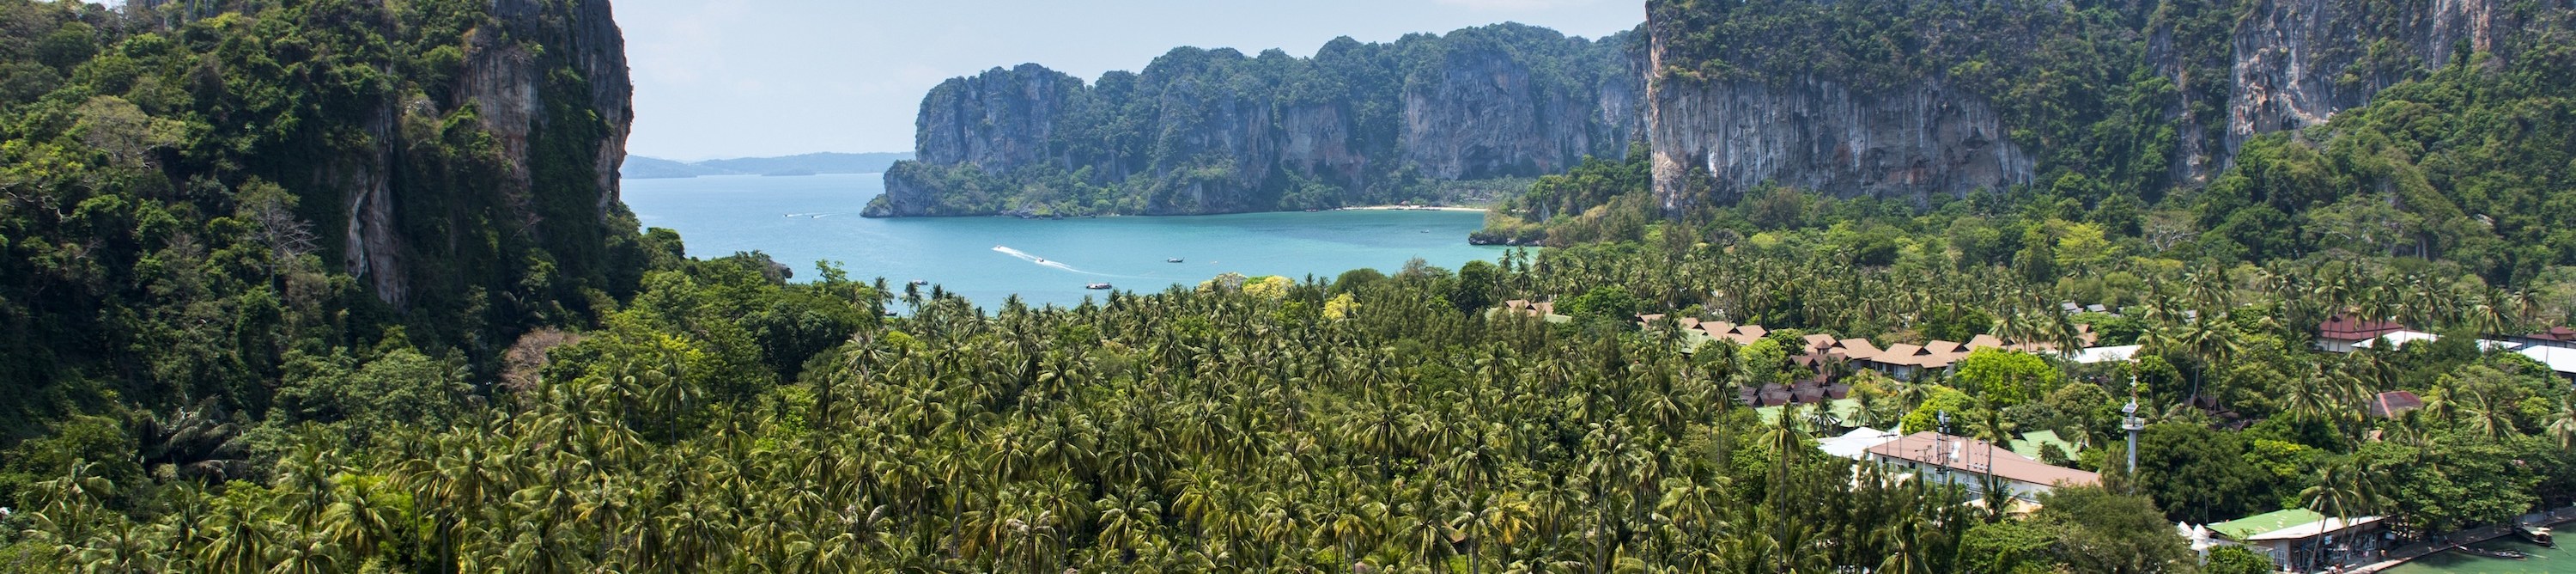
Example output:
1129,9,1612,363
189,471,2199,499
616,0,1644,161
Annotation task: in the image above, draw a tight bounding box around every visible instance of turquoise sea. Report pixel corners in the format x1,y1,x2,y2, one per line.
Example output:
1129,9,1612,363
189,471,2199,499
621,174,1510,308
2384,536,2566,574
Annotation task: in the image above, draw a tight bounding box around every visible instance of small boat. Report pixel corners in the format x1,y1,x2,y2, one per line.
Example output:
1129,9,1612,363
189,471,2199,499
2522,525,2555,547
1166,258,1184,263
909,279,928,286
1085,283,1113,290
2458,547,2529,560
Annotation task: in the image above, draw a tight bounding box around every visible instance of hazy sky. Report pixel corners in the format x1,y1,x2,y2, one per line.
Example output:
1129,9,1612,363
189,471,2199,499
617,0,1643,161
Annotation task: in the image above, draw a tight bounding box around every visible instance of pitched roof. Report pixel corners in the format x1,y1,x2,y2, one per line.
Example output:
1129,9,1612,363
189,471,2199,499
1804,333,1838,349
2366,391,2423,418
1839,339,1883,356
2318,315,2406,341
1865,431,2100,488
1967,334,2006,350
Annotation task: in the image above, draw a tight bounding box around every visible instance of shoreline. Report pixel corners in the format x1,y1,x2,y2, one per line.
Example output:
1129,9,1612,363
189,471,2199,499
1345,205,1488,213
2357,505,2574,572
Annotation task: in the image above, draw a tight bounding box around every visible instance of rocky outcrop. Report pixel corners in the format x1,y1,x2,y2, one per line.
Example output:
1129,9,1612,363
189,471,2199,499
1403,44,1629,180
1645,76,2032,210
2226,0,2499,155
873,24,1647,217
913,64,1079,174
332,0,632,307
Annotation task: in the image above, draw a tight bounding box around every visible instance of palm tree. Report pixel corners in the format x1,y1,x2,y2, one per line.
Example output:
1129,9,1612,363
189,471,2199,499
2549,396,2576,449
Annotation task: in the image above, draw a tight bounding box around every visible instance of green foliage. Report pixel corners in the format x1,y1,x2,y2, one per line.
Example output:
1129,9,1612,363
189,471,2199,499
1562,284,1640,321
2029,486,2197,573
2136,423,2275,524
272,347,468,447
1901,387,1974,434
0,0,639,441
2205,545,2275,574
1953,349,2061,408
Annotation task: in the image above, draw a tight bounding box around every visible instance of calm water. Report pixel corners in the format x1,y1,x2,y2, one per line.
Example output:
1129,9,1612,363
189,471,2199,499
2384,536,2567,574
621,174,1508,307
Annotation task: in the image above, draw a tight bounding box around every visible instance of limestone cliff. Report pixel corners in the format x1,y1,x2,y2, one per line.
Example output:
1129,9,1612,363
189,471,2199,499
872,24,1646,217
2225,0,2500,154
335,0,633,308
1643,0,2523,210
1644,76,2033,211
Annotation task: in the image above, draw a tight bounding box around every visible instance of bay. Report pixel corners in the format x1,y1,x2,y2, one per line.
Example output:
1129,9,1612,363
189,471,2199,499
621,174,1510,308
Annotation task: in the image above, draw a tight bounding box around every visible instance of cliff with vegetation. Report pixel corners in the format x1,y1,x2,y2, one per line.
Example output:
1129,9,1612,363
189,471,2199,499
867,23,1645,217
1639,0,2537,210
0,0,643,440
1489,0,2575,284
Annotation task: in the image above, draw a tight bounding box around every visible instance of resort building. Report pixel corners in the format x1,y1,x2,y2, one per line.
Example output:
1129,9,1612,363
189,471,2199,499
1818,427,1901,460
2206,509,2389,572
2316,315,2409,353
1862,431,2100,503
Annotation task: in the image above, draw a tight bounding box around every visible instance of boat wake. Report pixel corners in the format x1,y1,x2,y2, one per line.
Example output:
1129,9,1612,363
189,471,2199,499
993,246,1110,276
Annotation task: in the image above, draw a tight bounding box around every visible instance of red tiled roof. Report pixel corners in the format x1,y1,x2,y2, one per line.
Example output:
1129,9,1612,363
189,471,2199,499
2366,391,2423,418
2319,315,2405,341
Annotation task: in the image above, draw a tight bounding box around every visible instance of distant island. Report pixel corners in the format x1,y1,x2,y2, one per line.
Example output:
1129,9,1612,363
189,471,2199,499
623,152,913,179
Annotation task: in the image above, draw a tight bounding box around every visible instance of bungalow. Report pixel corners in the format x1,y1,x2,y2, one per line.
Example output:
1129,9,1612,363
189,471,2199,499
2207,509,2389,572
1498,300,1569,323
2317,315,2408,353
1863,431,2100,503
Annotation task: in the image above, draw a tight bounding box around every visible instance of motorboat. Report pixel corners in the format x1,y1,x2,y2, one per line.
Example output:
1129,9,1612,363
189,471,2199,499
1085,283,1113,290
2521,525,2554,547
1167,258,1184,263
909,279,928,286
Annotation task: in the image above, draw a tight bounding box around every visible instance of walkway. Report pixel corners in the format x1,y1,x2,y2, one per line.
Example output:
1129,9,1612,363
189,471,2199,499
2353,506,2576,573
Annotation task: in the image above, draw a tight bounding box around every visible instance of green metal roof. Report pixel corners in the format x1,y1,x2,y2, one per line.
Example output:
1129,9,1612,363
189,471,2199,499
2209,509,2325,540
2011,430,2081,461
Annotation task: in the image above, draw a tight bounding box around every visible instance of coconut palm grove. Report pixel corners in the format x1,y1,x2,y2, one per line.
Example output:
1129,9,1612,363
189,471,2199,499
5,0,2576,572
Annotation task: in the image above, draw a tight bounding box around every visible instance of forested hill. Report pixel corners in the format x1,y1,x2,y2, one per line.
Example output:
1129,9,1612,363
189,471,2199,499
0,0,641,437
866,23,1645,217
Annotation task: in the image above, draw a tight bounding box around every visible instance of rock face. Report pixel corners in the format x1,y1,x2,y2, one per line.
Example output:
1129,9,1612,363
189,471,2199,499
1645,76,2033,211
335,0,632,307
2226,0,2499,155
913,64,1079,174
1402,43,1637,180
873,25,1647,217
1644,0,2513,210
